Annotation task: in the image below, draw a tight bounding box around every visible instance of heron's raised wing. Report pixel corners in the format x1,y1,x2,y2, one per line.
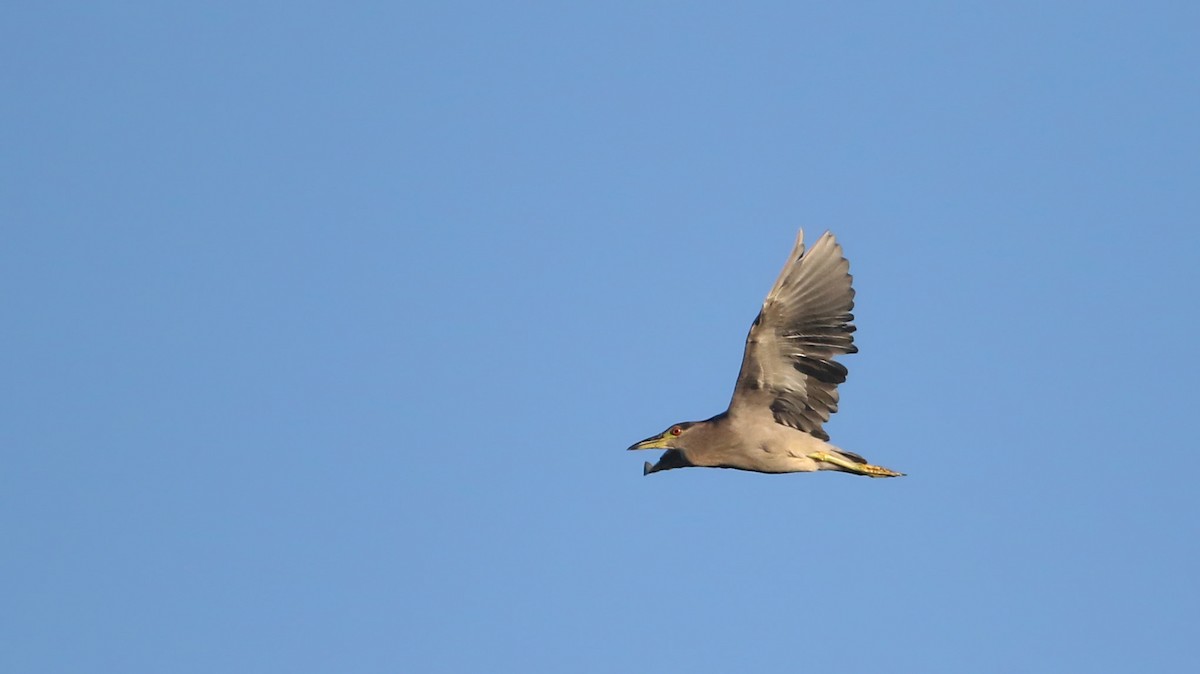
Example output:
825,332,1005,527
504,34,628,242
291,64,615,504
731,230,857,440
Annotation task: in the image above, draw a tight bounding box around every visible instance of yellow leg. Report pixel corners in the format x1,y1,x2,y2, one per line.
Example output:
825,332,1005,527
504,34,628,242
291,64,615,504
808,451,905,478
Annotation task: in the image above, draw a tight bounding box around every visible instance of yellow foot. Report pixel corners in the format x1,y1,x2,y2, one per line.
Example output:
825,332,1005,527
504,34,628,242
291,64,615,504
808,451,906,478
857,463,906,478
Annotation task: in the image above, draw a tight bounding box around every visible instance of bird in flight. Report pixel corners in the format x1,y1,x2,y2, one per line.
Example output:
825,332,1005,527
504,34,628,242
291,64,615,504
628,230,903,478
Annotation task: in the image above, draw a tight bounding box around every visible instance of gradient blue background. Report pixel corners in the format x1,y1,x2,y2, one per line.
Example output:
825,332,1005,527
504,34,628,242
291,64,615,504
4,2,1198,672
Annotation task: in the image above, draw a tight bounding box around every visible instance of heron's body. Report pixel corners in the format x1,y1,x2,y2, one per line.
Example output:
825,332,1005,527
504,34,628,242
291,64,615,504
641,408,878,476
628,230,903,478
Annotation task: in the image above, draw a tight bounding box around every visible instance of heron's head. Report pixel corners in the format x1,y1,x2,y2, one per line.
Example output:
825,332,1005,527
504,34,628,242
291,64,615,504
627,422,701,475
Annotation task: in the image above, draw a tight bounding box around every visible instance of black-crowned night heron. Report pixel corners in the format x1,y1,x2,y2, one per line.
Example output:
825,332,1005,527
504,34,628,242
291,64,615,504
629,230,903,478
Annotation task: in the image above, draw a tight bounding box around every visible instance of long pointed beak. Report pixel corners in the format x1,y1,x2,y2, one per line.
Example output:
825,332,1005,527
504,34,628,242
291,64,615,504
627,435,670,451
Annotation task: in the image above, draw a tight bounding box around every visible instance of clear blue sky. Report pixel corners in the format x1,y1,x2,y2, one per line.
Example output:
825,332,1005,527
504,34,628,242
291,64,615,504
3,2,1198,672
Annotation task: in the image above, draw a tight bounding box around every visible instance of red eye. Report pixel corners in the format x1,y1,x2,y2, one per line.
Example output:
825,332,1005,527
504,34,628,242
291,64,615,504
670,426,682,436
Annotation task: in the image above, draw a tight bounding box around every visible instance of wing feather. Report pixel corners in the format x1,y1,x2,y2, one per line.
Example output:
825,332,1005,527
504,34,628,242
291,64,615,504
731,230,857,440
